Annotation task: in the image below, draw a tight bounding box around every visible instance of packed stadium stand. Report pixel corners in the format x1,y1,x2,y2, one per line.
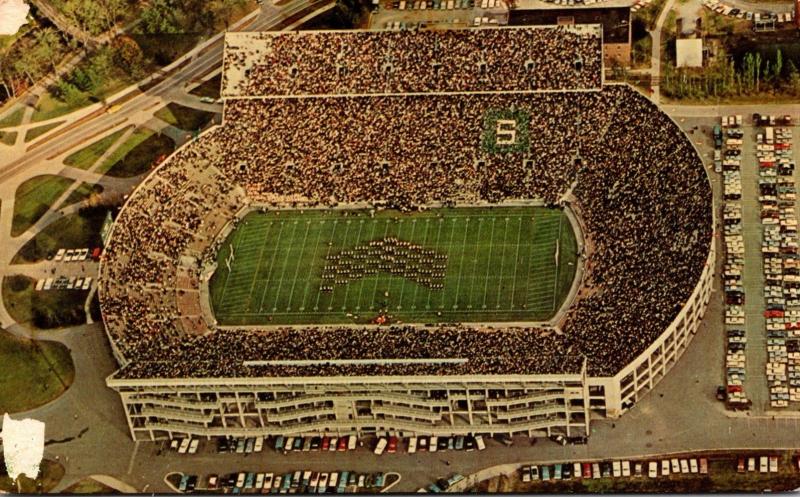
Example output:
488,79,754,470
99,26,714,441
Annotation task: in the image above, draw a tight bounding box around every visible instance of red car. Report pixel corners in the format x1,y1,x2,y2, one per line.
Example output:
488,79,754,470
582,463,592,479
387,436,398,453
337,437,348,451
737,457,745,473
321,437,330,450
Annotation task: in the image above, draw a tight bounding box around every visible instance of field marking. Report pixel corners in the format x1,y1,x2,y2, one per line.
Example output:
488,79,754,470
482,216,496,309
410,218,432,310
452,217,470,309
314,219,338,311
340,219,365,310
509,216,523,309
369,220,391,311
466,217,483,309
284,219,313,310
426,218,445,310
552,214,563,312
396,218,418,309
216,226,245,310
495,218,510,309
242,221,274,313
298,220,327,311
268,219,300,311
355,219,379,310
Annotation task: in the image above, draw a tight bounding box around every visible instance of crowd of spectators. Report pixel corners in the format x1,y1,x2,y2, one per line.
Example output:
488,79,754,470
100,28,712,381
222,26,602,97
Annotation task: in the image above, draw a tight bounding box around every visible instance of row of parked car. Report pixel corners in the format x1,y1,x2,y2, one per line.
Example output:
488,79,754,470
737,455,780,473
35,275,93,291
52,247,102,262
519,457,710,483
179,470,388,494
757,124,800,408
374,434,486,455
719,116,752,411
702,0,794,24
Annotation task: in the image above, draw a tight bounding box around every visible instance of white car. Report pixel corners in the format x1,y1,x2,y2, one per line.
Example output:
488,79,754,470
254,436,264,452
64,249,75,262
690,459,698,473
671,459,679,473
661,460,669,476
408,437,418,454
621,461,631,477
188,438,199,454
430,436,438,452
54,249,65,261
81,277,92,290
648,462,658,478
178,438,190,454
475,435,486,451
374,438,388,455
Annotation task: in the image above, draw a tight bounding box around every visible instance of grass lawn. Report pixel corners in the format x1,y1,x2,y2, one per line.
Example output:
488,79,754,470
3,275,89,329
62,477,119,494
154,102,215,131
210,206,577,326
31,74,135,123
97,129,175,177
0,330,74,413
0,130,16,146
0,107,24,128
57,183,105,210
189,74,222,99
24,121,64,143
64,127,131,170
11,175,74,237
13,206,110,264
0,458,65,493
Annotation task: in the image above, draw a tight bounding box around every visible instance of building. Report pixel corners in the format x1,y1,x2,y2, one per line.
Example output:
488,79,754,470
100,27,713,442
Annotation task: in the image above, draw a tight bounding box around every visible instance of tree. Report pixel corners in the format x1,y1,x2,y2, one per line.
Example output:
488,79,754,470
97,0,127,32
217,0,247,29
33,28,62,75
56,79,87,106
112,36,147,79
140,0,181,34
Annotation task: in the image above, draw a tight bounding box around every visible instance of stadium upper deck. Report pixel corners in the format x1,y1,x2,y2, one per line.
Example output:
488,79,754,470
221,25,603,98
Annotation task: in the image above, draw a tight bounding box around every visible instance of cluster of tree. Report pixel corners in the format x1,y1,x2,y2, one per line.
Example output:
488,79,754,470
662,48,800,99
138,0,248,34
0,27,68,99
53,36,146,106
56,0,129,41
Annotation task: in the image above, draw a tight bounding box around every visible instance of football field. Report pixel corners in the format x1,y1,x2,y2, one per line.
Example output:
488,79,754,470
209,206,578,325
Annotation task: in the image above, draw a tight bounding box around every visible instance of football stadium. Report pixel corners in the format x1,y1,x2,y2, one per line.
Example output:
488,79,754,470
99,25,715,442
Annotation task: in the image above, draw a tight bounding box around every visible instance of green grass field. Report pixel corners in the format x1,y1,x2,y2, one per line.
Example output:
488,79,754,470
209,206,578,326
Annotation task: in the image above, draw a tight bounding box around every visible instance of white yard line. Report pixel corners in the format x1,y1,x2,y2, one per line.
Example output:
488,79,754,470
284,219,312,310
298,219,327,311
427,217,445,310
243,221,275,313
314,219,338,311
216,226,245,310
552,215,563,312
465,217,483,309
340,219,364,310
355,219,379,310
509,216,524,309
452,217,470,309
495,217,510,309
368,220,392,310
254,220,286,311
396,218,417,309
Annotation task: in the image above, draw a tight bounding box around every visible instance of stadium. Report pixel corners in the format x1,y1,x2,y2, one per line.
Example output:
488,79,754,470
99,25,715,442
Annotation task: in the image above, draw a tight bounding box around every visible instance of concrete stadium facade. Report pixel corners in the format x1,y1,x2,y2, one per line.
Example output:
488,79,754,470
106,240,714,441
